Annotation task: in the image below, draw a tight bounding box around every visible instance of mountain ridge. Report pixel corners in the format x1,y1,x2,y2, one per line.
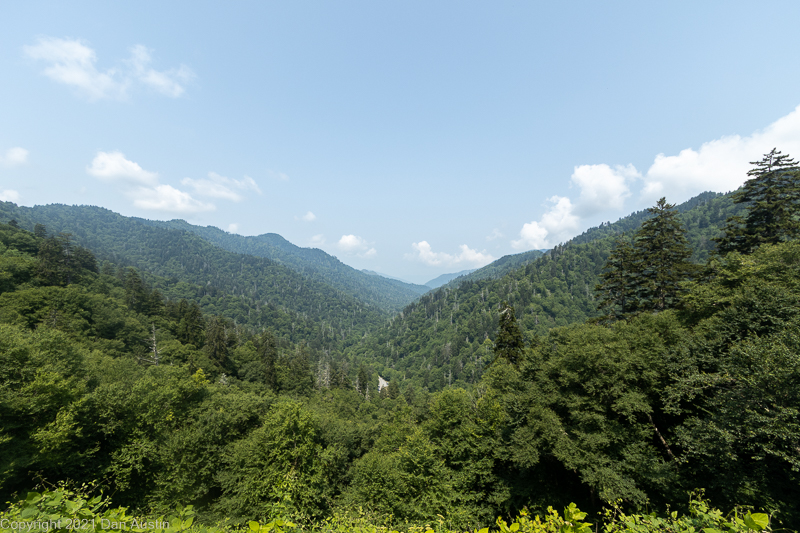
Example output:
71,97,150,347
136,218,430,313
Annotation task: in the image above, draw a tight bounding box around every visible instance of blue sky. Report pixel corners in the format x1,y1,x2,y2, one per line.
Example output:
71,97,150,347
3,2,800,283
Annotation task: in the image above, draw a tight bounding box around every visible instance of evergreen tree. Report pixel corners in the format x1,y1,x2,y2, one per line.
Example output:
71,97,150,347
176,300,205,347
124,268,148,312
205,316,231,368
595,236,638,321
634,198,694,312
715,148,800,254
257,329,278,390
387,378,400,399
280,342,314,394
356,363,369,396
595,198,693,319
494,301,524,365
329,360,352,389
37,236,64,285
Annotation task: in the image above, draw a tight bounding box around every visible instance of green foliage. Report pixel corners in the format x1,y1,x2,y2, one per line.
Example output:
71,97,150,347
347,192,739,392
494,302,523,366
214,400,333,521
138,219,430,314
594,237,636,321
632,198,693,312
0,203,387,347
1,486,200,533
596,198,693,320
3,193,800,531
667,242,800,526
715,148,800,254
0,488,777,533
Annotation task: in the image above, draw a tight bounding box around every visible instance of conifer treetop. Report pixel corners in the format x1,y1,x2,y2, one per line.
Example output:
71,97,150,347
747,148,798,177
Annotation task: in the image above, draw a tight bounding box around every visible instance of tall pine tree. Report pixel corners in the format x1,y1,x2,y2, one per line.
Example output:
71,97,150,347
595,235,638,321
635,197,694,312
494,301,524,366
715,148,800,254
595,198,693,319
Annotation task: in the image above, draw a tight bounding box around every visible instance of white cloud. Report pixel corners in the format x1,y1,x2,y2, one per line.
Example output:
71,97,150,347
511,164,636,251
24,37,193,100
181,172,261,201
639,105,800,202
129,185,214,214
127,45,194,98
0,190,21,202
408,241,494,267
296,211,316,222
87,151,218,214
512,196,580,250
511,104,800,251
337,234,377,258
1,147,29,166
227,223,239,233
309,234,325,247
571,163,636,216
24,37,123,99
338,234,367,252
87,151,159,185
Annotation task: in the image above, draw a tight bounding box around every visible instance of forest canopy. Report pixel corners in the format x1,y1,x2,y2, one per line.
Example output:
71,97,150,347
1,151,799,531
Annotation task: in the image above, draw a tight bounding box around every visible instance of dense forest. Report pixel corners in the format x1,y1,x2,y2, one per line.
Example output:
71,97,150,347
2,151,799,532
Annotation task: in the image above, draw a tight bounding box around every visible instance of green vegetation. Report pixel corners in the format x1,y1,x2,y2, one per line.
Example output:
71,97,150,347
136,219,430,313
715,148,800,254
0,488,777,533
596,198,694,321
0,203,386,348
2,151,799,531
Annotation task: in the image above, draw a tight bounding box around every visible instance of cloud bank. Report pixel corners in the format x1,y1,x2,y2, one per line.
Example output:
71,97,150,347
512,104,800,250
87,151,213,214
24,37,194,100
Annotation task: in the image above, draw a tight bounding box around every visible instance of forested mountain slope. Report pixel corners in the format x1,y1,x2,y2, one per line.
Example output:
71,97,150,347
346,191,745,391
0,203,386,343
2,217,797,529
138,218,430,313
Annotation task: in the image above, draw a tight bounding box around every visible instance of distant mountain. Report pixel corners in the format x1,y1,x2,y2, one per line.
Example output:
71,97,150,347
0,203,387,345
136,219,429,313
361,269,422,286
424,269,476,289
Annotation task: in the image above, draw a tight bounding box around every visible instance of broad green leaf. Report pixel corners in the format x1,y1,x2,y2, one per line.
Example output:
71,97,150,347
743,513,769,530
248,521,261,532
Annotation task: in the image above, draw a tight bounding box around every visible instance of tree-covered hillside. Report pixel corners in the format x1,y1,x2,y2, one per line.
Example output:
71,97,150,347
345,191,746,391
0,203,386,345
2,216,798,530
137,218,430,313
